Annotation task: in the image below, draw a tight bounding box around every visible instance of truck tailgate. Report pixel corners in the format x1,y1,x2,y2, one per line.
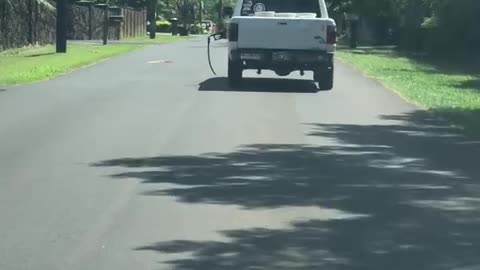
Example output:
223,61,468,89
234,17,330,50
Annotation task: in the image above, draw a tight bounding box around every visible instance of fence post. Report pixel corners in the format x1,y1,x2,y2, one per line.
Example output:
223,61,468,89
56,0,68,53
119,8,125,39
0,1,4,50
27,0,33,44
131,9,134,38
33,0,39,44
128,9,131,38
133,9,136,37
102,5,108,44
144,9,147,36
88,5,93,40
131,10,135,38
129,10,132,38
134,10,137,37
122,8,125,38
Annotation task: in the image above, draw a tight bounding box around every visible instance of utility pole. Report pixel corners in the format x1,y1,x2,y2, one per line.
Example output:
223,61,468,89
218,0,224,37
56,0,67,53
148,0,156,39
218,0,223,22
199,0,203,25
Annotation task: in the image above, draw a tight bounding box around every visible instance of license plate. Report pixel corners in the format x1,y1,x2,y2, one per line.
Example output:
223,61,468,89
272,52,292,61
240,53,262,60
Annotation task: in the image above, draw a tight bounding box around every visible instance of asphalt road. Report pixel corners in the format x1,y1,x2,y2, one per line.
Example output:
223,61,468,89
1,38,480,270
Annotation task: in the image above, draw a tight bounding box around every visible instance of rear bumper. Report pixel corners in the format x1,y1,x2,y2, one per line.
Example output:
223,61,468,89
229,49,333,70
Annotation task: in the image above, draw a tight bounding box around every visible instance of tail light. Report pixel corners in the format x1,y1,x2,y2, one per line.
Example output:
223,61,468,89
229,23,239,42
327,25,337,44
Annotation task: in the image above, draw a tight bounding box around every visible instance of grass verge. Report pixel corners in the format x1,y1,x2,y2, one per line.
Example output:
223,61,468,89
337,48,480,136
0,43,143,86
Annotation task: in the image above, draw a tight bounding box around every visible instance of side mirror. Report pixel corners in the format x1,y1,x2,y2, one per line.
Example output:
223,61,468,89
223,6,234,18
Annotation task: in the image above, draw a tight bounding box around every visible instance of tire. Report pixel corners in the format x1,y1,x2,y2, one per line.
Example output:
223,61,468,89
315,65,334,91
228,59,243,87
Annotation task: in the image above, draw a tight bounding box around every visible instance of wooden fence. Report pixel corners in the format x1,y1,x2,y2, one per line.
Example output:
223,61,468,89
0,1,146,51
68,5,146,41
120,8,147,39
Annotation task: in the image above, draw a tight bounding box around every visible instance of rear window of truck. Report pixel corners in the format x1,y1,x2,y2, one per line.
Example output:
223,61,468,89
240,0,321,17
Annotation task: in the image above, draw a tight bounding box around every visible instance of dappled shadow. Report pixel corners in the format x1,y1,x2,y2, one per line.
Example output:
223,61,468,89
137,216,480,270
341,47,480,76
0,89,6,92
431,108,480,136
94,109,480,270
379,67,438,75
411,55,480,76
454,79,480,91
25,52,56,58
198,77,319,93
350,47,397,57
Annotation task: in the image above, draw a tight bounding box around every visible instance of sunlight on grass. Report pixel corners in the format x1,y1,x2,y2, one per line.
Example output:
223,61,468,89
0,44,143,86
337,49,480,135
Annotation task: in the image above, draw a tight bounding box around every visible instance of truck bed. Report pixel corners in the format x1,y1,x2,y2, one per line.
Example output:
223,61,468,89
231,16,335,51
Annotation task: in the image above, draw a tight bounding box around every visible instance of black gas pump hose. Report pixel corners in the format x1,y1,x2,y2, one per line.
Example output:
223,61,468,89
207,34,217,75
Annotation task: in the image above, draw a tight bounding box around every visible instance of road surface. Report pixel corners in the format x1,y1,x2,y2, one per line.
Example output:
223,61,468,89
1,38,480,270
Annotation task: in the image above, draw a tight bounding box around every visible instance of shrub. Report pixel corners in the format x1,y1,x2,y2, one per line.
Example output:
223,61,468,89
155,20,172,33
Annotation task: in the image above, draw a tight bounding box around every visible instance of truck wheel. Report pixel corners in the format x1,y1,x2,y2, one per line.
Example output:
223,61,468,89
228,59,243,87
315,65,334,91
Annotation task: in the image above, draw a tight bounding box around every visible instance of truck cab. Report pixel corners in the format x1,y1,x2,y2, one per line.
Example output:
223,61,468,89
227,0,336,90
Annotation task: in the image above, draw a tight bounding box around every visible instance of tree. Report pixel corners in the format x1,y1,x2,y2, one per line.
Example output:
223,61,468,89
158,0,176,19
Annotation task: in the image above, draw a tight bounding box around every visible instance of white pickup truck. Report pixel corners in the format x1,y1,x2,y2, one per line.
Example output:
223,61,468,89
226,0,336,90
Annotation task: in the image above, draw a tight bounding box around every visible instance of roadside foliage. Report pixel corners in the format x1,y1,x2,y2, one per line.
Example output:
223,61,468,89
326,0,480,54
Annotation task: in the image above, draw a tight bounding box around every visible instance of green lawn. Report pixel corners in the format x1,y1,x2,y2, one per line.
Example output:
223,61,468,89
0,43,143,86
337,48,480,135
0,35,192,86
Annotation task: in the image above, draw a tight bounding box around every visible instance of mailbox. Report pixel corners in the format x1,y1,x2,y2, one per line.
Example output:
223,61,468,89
76,0,94,7
109,15,124,23
108,6,123,24
169,18,179,36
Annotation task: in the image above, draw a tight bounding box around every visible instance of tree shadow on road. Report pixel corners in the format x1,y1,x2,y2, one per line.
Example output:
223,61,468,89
93,110,480,270
198,77,320,93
